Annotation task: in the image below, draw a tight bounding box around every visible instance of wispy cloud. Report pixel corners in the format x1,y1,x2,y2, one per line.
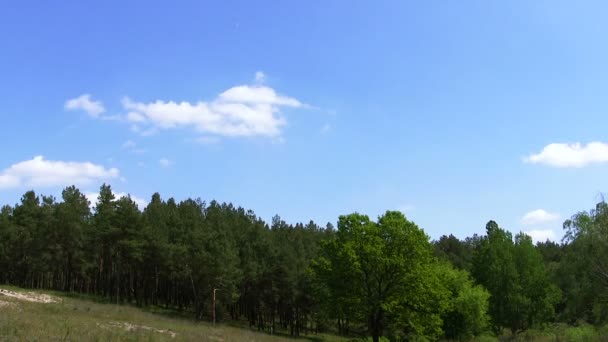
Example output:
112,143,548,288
65,94,105,117
122,140,136,149
525,142,608,168
121,140,146,154
255,71,266,83
320,123,331,134
159,158,173,168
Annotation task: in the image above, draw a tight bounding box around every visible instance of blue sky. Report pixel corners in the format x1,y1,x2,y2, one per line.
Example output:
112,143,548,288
2,1,608,242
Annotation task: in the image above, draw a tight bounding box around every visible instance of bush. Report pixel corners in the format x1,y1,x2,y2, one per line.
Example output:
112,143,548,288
474,334,499,342
562,324,597,342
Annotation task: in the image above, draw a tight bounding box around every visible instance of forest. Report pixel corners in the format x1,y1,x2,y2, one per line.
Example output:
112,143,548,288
0,184,607,341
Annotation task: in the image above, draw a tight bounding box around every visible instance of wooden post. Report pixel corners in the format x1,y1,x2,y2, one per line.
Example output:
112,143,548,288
213,288,219,327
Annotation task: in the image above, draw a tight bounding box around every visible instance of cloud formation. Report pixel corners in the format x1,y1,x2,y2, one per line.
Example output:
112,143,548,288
521,209,560,225
123,74,302,138
66,73,304,139
525,142,608,168
523,229,556,244
0,156,119,189
65,94,105,117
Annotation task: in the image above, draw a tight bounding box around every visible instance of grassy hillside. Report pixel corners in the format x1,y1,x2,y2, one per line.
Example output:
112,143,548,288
5,286,608,341
0,286,345,342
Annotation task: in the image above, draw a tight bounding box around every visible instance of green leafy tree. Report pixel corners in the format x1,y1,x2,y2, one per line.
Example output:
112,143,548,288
558,201,608,323
473,221,558,334
438,262,490,339
434,234,474,271
513,233,561,329
314,211,449,341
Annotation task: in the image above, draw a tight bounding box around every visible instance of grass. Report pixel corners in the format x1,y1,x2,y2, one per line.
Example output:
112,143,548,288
478,323,608,342
7,286,606,341
0,286,347,342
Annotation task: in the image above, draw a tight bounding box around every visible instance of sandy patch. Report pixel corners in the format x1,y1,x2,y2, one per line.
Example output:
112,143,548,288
0,299,16,308
0,288,59,303
97,321,177,338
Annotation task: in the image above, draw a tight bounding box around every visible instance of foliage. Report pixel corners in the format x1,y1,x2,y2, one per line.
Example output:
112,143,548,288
0,185,331,338
4,185,608,340
558,202,608,324
313,211,455,341
472,221,559,334
434,234,477,271
438,262,490,339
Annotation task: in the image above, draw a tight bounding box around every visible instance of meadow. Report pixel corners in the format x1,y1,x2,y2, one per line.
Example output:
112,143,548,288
0,286,346,342
3,285,608,341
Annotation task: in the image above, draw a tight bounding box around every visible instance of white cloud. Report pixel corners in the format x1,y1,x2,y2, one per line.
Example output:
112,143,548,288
0,174,20,188
159,158,173,168
85,191,147,210
521,209,560,225
523,229,556,244
217,85,301,107
65,94,105,117
122,73,303,138
255,71,266,83
521,209,561,243
0,156,119,189
525,142,608,168
127,112,146,123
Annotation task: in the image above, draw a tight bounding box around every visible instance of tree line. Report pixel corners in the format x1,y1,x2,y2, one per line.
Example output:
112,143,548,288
0,184,605,341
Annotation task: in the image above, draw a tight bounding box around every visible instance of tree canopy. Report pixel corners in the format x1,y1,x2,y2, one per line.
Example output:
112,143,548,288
1,184,607,340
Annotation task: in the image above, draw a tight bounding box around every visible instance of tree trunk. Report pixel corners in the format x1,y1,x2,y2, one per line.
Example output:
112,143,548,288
370,312,381,342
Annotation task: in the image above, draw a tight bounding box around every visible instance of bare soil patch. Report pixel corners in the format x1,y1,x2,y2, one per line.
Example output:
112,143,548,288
97,321,177,338
0,299,16,308
0,288,59,303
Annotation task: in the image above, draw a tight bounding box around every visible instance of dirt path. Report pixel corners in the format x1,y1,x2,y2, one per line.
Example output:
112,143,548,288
0,288,60,303
97,321,177,338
